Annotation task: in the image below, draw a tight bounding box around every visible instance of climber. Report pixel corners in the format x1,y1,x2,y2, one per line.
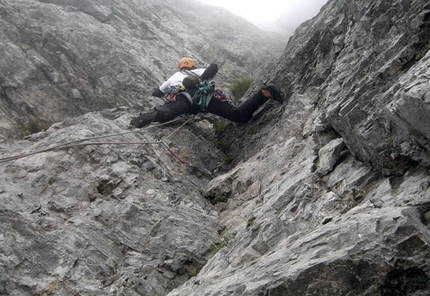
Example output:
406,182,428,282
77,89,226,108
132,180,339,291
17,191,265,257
151,57,216,98
130,58,284,128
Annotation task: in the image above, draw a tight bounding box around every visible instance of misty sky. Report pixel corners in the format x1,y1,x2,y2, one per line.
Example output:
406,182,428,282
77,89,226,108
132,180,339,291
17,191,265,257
198,0,328,32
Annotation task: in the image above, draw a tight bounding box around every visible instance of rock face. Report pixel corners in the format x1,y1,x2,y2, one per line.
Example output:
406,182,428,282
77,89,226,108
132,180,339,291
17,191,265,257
1,0,430,295
0,111,226,295
0,0,285,139
268,0,430,175
170,0,430,294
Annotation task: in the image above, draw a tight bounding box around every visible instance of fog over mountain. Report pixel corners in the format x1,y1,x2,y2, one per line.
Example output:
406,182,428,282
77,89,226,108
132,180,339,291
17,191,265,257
198,0,329,33
276,0,329,33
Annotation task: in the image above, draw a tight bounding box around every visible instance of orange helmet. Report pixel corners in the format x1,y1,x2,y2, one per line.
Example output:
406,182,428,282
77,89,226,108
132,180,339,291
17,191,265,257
178,57,196,70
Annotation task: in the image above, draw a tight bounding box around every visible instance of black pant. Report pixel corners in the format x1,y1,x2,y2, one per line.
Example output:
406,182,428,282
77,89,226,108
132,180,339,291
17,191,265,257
154,91,268,123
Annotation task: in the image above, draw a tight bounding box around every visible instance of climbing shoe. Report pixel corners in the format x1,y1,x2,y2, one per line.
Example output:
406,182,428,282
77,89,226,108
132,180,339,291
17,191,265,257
130,110,157,128
262,85,284,104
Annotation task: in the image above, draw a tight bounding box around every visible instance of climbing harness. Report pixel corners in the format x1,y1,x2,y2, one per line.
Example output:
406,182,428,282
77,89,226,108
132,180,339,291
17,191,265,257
163,84,185,103
194,80,215,111
180,80,217,112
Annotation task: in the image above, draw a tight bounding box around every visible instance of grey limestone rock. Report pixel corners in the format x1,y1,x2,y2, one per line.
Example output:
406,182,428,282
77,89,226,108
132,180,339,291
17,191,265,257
1,0,430,295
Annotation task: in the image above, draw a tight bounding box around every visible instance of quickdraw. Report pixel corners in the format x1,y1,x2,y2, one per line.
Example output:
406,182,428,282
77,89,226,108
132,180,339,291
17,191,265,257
159,140,213,179
163,84,186,103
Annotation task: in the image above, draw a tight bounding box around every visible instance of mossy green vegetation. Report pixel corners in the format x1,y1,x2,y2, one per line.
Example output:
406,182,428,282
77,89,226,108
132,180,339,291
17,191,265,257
230,77,253,99
20,118,50,137
214,193,228,204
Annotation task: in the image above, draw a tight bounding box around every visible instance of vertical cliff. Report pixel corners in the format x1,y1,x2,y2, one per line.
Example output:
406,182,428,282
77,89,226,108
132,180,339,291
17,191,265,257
170,0,430,294
0,0,429,295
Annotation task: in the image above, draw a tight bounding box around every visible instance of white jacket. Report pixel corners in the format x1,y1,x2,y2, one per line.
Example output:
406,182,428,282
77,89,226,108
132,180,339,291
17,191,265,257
159,68,205,94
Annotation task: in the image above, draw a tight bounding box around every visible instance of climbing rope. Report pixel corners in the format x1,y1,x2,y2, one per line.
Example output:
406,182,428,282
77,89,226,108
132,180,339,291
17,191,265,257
0,116,190,164
158,140,212,179
158,116,213,179
0,116,213,180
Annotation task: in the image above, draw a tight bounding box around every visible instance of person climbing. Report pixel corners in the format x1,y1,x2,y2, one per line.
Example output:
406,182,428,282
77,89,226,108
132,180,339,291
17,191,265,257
151,57,214,98
130,58,284,128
